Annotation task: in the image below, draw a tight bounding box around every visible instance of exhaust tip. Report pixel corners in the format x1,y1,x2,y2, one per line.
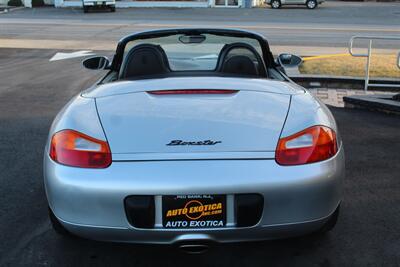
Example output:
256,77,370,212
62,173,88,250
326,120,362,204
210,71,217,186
179,244,209,254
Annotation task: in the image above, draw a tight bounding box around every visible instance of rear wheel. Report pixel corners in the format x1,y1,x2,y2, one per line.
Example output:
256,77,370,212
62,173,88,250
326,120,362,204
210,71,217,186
110,5,115,12
270,0,281,9
49,207,72,237
83,6,89,13
306,0,317,9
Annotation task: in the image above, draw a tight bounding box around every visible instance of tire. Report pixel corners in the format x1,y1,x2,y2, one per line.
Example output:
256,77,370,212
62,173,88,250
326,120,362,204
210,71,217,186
110,5,115,12
49,207,72,237
270,0,281,9
83,6,89,13
317,205,340,234
306,0,317,9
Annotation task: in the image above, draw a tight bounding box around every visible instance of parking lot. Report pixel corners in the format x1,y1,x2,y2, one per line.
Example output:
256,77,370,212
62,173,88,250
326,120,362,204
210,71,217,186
0,48,399,266
1,2,400,53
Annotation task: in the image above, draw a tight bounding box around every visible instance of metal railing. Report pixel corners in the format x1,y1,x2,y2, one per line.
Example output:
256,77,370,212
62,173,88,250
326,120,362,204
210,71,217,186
349,35,400,91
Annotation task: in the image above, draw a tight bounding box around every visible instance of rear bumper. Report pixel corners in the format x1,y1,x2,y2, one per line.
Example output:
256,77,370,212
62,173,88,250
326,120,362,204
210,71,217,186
44,146,344,244
83,1,115,6
57,210,335,244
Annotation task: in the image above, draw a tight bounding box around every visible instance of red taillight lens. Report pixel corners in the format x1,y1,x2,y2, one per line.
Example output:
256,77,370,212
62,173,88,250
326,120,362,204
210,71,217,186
49,130,111,168
276,126,338,166
147,89,238,95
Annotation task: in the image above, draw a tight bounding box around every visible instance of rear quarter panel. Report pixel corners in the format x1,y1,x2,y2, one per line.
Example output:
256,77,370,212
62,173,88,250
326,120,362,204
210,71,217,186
281,91,338,138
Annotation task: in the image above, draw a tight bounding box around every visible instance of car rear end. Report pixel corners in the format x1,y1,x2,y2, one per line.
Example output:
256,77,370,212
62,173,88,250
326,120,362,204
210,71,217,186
82,0,115,12
44,77,344,245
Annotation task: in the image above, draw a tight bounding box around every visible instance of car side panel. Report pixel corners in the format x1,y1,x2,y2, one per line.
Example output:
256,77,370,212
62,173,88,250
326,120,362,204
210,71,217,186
48,95,106,142
281,91,338,138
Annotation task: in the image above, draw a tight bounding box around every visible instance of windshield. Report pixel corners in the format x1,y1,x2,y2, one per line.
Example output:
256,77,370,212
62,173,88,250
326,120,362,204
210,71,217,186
123,34,264,71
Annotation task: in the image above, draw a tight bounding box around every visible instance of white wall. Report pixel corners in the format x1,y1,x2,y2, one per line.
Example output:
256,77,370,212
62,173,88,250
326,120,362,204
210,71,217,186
54,0,254,8
58,0,210,7
252,0,262,6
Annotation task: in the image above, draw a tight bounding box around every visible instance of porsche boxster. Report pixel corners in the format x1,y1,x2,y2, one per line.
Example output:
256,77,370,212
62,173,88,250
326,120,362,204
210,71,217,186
44,28,344,251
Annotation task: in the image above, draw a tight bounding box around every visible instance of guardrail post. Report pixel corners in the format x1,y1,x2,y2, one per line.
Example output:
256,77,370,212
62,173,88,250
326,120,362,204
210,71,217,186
364,40,372,92
397,52,400,70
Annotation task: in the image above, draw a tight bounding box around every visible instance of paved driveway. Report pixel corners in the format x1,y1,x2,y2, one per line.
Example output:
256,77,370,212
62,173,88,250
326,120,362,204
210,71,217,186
0,48,399,266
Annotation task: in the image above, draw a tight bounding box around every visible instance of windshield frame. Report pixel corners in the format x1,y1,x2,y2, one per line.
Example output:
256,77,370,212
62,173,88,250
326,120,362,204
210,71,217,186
110,28,276,74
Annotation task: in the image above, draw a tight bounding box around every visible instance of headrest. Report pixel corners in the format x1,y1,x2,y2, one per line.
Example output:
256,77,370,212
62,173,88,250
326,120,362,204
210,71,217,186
119,44,170,79
221,55,258,76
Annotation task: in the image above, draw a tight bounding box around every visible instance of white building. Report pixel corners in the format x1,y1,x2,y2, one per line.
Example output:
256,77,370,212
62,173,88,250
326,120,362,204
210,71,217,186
2,0,262,8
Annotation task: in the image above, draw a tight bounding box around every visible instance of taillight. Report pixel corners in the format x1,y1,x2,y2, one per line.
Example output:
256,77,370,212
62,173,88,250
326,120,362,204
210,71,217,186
49,130,111,168
276,126,338,166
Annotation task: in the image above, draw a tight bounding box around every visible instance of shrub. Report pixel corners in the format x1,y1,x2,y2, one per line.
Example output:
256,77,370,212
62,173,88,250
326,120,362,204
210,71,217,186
32,0,45,6
8,0,23,6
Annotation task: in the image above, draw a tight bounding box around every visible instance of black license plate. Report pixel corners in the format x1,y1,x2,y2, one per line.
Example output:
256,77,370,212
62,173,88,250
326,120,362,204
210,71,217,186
162,195,226,229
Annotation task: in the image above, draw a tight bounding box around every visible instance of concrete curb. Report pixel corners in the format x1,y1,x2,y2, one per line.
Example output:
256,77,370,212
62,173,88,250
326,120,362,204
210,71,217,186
343,94,400,115
343,0,400,2
290,75,400,92
0,6,25,14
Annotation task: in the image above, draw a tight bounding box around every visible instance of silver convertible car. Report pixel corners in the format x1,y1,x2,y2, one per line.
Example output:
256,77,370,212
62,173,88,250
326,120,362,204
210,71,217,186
45,28,344,252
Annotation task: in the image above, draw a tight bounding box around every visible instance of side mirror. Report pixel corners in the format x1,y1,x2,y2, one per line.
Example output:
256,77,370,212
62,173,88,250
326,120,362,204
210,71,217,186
277,53,302,68
83,56,110,70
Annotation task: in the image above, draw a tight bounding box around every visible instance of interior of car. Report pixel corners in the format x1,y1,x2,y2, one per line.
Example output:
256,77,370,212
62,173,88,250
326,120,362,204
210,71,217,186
118,42,268,80
96,30,289,83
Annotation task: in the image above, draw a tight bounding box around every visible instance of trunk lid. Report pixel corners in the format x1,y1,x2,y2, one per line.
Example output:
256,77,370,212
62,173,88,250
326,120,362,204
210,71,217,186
93,78,296,159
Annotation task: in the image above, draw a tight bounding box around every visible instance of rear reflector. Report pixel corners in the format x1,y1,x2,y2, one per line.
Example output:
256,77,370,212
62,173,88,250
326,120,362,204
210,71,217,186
125,196,155,229
147,89,238,95
235,194,264,227
50,129,111,168
276,126,338,165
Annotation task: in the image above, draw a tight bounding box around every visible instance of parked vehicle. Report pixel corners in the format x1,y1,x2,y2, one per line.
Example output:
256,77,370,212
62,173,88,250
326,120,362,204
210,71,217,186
44,28,344,250
82,0,115,13
266,0,323,9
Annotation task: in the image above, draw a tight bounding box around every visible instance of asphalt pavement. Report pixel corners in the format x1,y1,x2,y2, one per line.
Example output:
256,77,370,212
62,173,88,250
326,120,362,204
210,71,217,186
0,48,399,266
1,1,400,54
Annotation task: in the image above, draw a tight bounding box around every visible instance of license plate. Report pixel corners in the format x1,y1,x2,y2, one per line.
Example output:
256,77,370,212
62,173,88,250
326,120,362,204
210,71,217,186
162,195,226,229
